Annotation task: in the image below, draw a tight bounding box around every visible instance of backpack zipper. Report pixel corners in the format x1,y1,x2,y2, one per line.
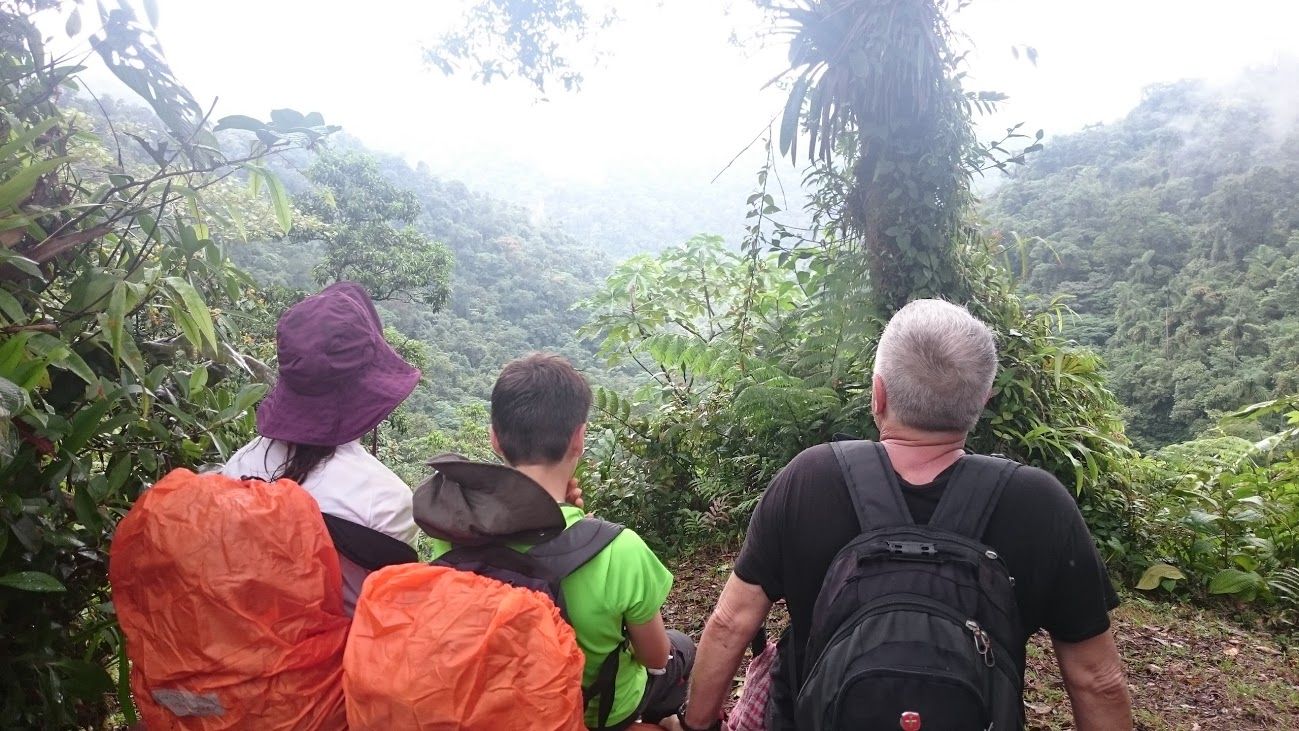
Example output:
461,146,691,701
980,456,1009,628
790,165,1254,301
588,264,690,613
965,619,996,668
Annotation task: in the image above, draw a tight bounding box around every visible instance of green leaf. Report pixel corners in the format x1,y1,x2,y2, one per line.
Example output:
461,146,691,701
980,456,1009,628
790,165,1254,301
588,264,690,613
117,632,139,723
1208,568,1262,597
105,281,128,360
780,76,810,162
0,288,24,322
189,365,208,394
0,375,26,418
52,659,113,696
213,115,266,133
105,454,134,498
72,483,101,531
0,331,33,379
54,345,95,385
62,396,114,454
217,383,268,422
163,277,217,351
65,6,81,36
0,250,45,280
0,571,66,592
259,169,292,234
0,156,73,210
1135,562,1184,590
118,333,147,377
0,118,59,161
270,108,307,128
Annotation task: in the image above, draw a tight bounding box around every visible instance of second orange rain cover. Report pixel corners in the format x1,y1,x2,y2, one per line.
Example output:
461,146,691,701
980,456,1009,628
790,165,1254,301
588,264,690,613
345,563,587,730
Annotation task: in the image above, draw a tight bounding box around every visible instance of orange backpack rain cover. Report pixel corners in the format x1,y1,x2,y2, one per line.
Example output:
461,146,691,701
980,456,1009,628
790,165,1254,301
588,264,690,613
109,468,350,730
344,563,587,731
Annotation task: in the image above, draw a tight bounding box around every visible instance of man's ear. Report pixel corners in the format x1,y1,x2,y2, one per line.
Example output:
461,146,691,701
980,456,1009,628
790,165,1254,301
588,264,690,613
567,423,587,459
871,374,887,417
488,426,504,461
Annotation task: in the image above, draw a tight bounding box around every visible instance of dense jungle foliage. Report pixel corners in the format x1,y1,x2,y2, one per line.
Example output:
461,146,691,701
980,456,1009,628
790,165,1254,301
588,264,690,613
0,1,338,725
0,0,1296,727
984,65,1299,450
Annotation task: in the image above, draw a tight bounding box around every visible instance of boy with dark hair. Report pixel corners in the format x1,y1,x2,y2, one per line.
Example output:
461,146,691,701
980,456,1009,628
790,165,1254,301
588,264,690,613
431,353,694,730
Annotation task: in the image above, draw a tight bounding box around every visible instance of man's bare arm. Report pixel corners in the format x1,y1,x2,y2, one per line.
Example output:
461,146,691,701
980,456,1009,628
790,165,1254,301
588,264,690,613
680,573,773,728
627,611,671,670
1053,629,1132,731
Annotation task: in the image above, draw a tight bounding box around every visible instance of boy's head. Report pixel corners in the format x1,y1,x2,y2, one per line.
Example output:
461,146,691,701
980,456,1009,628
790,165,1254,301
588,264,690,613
490,353,591,467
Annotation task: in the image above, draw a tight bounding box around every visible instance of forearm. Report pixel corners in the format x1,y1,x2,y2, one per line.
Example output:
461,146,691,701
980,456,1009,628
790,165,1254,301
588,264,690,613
681,574,772,728
1055,632,1133,731
682,611,753,726
1068,681,1133,731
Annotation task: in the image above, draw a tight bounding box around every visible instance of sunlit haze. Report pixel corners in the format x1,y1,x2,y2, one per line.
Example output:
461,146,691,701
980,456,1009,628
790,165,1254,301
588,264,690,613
53,1,1299,197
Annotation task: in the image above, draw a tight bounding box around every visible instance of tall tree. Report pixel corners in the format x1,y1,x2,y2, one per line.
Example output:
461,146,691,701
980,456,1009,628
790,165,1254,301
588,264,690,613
291,150,454,306
774,0,995,313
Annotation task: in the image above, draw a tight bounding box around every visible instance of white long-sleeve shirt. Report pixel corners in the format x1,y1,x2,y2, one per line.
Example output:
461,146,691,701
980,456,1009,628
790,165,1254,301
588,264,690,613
222,437,417,612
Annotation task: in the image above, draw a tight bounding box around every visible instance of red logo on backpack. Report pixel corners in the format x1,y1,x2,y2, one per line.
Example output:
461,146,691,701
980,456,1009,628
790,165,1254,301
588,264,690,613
900,711,922,731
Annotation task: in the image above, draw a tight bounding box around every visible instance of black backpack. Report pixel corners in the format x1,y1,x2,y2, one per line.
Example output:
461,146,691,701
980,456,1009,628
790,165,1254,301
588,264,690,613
434,518,627,729
794,441,1025,731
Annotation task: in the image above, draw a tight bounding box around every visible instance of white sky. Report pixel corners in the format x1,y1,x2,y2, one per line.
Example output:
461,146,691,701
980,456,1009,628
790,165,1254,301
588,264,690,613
50,1,1299,190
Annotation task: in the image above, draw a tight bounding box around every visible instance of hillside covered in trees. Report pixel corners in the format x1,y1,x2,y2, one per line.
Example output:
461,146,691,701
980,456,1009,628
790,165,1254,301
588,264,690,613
984,64,1299,448
230,145,617,423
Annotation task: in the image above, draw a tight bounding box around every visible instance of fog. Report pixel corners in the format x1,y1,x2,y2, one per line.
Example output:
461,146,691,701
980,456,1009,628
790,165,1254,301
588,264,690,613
47,1,1299,244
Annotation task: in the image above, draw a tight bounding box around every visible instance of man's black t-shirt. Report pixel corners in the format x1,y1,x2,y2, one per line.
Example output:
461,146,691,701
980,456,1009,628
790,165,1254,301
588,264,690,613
734,443,1119,683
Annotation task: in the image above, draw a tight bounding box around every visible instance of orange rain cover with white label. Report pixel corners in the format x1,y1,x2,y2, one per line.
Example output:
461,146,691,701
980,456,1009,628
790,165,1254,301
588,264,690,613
109,468,349,730
344,563,587,730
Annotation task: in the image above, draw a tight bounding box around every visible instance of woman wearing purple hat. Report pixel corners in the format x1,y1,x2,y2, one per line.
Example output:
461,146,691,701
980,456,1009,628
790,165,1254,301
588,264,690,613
223,281,421,614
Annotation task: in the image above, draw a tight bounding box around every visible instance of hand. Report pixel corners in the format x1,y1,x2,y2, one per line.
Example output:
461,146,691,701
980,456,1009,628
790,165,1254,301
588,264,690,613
564,477,584,509
658,716,683,731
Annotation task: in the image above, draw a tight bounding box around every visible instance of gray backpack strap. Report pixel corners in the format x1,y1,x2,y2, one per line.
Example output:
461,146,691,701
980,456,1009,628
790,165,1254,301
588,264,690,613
927,454,1019,539
830,440,913,532
526,518,623,580
528,518,625,729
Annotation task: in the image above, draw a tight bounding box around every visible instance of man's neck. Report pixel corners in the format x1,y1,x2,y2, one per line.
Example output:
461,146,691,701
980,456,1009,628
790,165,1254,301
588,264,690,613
511,462,572,504
878,423,967,485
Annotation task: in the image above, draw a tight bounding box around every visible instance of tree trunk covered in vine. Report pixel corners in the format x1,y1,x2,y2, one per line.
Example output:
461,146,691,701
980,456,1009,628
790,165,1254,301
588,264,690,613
782,0,975,314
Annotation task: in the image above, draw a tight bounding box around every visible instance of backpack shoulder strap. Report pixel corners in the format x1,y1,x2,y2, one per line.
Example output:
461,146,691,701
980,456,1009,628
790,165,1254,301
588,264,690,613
830,440,913,532
927,453,1019,539
322,513,418,571
528,518,625,729
526,518,624,580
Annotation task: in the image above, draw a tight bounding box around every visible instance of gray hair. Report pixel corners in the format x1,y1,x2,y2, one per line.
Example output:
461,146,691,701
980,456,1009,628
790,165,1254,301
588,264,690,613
873,299,998,433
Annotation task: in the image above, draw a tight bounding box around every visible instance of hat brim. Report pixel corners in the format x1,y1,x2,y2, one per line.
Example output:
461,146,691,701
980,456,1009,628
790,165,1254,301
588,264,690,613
256,344,420,447
412,454,567,546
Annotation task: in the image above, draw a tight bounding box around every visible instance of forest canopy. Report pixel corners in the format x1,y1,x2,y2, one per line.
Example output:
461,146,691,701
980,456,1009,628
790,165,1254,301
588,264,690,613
984,64,1299,449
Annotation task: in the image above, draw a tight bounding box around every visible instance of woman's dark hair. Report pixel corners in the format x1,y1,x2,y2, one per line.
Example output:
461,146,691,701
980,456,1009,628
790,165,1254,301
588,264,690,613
270,443,336,484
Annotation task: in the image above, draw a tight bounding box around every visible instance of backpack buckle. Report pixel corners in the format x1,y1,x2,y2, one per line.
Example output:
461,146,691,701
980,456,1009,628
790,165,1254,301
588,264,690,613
886,541,937,556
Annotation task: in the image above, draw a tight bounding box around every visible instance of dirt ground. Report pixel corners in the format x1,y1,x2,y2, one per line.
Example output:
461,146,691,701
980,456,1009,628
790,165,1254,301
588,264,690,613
663,548,1299,730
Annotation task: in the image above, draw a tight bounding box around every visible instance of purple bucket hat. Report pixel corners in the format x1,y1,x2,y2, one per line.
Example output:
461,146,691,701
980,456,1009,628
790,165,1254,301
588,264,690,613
257,281,420,446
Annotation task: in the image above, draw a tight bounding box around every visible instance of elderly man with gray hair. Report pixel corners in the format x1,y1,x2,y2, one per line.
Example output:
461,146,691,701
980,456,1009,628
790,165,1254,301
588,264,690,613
668,300,1131,731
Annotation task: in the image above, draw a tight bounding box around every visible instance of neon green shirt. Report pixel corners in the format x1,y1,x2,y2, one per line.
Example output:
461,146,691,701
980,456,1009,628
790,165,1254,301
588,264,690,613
429,504,674,727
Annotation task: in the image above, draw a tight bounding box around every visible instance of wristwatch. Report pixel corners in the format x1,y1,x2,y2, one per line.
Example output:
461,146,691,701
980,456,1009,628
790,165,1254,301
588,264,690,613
675,706,723,731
